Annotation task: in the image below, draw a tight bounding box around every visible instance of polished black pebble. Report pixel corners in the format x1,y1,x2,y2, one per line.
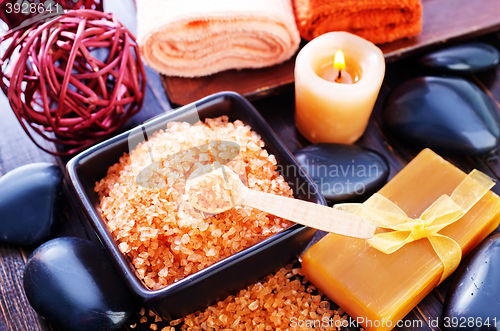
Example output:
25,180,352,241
443,234,500,331
383,76,500,155
293,143,389,202
23,237,137,331
0,163,62,245
420,42,499,73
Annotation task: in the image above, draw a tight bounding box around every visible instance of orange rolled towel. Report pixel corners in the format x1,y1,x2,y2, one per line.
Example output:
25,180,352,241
293,0,422,44
137,0,300,77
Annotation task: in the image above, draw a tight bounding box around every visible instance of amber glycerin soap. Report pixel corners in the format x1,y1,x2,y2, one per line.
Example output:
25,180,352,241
302,149,500,331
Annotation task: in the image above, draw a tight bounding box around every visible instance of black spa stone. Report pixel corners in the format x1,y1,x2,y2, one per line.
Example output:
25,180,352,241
23,237,137,331
420,42,499,73
0,163,62,245
383,76,500,155
293,143,389,202
442,233,500,331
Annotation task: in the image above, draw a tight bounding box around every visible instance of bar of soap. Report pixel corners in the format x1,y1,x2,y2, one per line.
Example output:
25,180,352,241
302,149,500,331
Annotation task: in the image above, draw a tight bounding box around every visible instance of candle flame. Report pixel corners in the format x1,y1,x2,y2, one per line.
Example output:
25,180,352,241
333,50,346,71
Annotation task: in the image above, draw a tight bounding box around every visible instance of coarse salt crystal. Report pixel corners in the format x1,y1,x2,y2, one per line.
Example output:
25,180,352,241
181,234,190,244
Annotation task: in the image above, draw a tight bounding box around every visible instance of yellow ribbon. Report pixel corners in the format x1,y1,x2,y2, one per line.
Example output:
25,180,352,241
336,170,495,284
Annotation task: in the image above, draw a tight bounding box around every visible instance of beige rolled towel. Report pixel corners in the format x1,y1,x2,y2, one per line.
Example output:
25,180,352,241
137,0,301,77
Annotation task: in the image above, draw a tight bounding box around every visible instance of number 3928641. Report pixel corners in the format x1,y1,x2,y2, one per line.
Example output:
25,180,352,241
5,1,63,15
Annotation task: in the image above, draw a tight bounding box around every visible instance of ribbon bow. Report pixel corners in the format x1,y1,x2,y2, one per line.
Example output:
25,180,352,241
336,170,494,284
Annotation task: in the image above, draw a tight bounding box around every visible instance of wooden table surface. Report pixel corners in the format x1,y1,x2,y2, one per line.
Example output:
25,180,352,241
162,0,500,106
2,1,500,331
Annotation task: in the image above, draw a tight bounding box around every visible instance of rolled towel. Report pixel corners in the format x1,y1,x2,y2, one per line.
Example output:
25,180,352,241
137,0,300,77
293,0,422,44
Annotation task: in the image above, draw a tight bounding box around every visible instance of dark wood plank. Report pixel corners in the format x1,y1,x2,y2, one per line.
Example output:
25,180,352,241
472,33,500,184
0,1,171,330
163,54,298,107
0,63,101,331
381,0,500,59
104,0,172,118
1,0,499,330
162,0,500,106
0,245,48,331
251,65,443,331
0,76,52,331
252,35,500,331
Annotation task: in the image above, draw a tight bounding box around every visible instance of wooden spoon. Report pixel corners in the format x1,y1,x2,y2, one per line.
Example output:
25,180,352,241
185,165,376,239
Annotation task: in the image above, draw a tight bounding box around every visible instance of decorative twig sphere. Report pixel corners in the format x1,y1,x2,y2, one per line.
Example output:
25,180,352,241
0,9,146,155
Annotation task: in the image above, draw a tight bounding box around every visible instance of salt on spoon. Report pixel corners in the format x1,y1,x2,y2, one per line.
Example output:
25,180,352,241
185,164,376,239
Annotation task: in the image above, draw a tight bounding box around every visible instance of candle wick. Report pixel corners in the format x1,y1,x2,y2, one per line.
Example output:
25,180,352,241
338,69,342,80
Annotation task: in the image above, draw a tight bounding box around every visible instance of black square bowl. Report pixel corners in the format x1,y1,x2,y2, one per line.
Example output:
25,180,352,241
67,91,325,320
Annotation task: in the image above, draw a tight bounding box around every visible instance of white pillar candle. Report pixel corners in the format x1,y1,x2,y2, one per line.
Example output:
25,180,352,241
295,32,385,144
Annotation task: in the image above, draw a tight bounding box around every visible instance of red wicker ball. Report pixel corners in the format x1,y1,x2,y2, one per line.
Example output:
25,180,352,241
0,9,146,155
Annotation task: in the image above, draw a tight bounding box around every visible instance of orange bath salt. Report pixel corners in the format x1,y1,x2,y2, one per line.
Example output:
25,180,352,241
302,149,500,331
95,117,294,290
179,264,348,330
133,264,351,330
